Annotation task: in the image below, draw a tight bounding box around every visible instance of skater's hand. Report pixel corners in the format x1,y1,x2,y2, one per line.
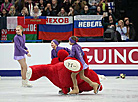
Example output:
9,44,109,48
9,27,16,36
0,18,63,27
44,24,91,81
26,50,29,53
27,53,31,57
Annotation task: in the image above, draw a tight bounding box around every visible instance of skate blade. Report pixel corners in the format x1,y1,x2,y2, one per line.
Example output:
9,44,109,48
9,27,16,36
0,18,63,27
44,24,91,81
68,93,79,96
22,85,33,88
58,92,67,95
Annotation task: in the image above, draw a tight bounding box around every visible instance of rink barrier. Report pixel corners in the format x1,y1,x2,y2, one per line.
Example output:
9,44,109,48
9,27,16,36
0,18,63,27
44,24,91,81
0,42,138,76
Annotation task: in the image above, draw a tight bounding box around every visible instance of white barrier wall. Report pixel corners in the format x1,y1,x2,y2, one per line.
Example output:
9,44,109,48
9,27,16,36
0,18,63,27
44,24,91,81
0,43,70,70
0,42,138,71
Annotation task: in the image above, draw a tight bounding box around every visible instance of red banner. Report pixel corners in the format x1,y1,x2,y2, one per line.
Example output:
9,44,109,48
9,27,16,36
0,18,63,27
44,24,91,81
25,16,46,24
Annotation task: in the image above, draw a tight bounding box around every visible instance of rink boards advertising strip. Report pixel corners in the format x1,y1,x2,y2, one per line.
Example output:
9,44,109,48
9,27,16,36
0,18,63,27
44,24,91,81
0,42,138,76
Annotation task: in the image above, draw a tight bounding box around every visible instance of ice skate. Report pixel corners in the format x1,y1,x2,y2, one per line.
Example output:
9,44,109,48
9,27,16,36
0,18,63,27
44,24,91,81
22,79,32,87
69,86,79,94
91,82,99,94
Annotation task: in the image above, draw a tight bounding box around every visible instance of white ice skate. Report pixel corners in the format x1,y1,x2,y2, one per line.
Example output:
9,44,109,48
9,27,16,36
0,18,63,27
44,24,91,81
22,79,32,87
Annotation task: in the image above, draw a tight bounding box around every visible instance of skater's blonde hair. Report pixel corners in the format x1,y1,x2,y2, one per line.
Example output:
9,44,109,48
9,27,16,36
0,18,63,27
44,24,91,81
16,25,23,31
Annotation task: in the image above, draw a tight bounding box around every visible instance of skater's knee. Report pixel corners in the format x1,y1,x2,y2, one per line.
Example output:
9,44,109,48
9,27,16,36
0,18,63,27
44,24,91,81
71,73,77,78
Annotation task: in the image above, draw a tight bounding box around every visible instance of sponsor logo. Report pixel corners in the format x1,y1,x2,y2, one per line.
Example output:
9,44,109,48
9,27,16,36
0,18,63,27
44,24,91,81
46,18,69,24
82,47,138,64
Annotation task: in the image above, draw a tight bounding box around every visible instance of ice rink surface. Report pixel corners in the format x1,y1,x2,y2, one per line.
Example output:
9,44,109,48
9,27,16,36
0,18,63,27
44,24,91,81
0,76,138,102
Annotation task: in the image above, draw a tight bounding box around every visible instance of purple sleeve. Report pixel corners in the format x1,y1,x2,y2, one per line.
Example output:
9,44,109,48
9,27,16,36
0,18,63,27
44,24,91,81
14,37,28,55
51,50,54,59
64,48,71,54
24,35,28,50
82,51,84,56
68,46,75,57
24,46,28,50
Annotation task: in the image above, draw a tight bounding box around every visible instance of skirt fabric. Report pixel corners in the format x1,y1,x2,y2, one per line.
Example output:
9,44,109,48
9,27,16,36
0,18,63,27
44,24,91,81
14,55,25,60
83,63,89,70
